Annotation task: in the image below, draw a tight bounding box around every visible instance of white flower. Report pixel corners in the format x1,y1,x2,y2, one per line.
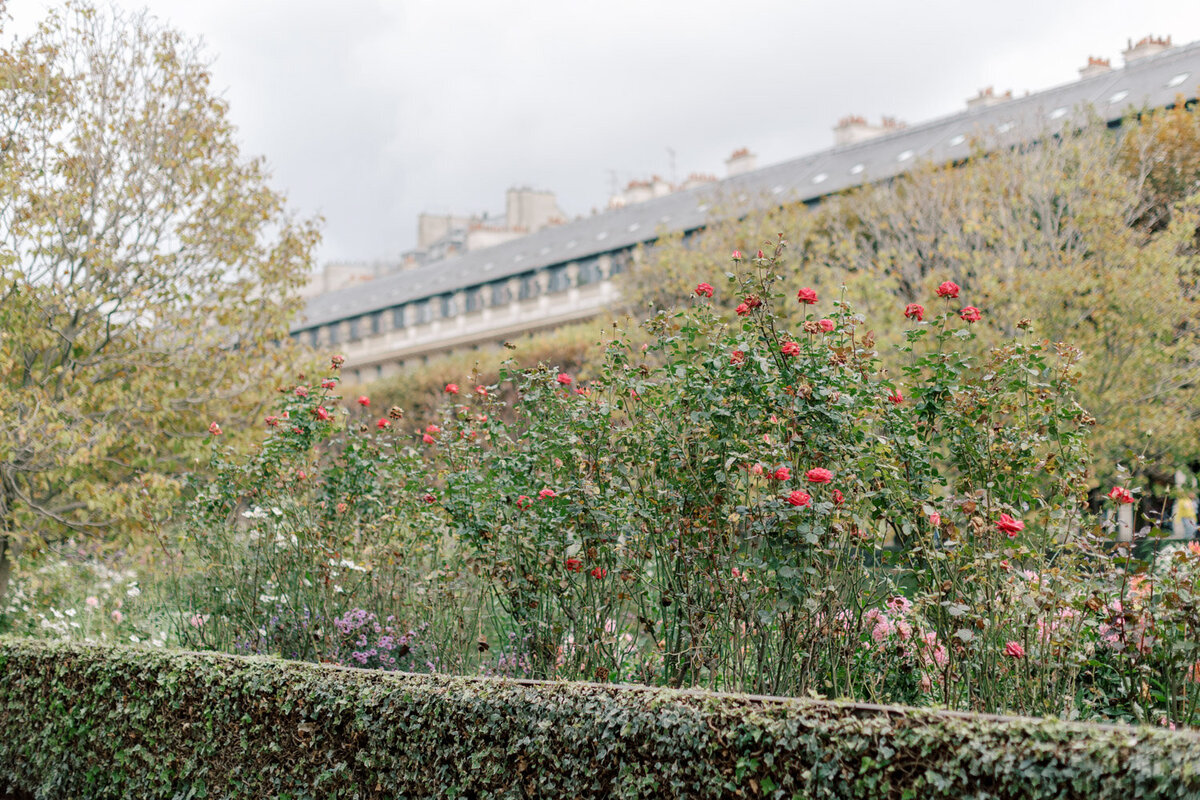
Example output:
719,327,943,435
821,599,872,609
64,608,77,618
126,585,141,598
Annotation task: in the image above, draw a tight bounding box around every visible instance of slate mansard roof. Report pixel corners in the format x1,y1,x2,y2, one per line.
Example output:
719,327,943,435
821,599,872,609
295,42,1200,333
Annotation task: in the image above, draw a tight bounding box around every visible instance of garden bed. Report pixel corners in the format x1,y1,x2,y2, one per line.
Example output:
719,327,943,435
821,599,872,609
1,638,1198,799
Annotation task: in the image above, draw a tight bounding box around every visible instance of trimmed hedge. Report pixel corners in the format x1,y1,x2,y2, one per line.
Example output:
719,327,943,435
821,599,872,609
1,639,1199,799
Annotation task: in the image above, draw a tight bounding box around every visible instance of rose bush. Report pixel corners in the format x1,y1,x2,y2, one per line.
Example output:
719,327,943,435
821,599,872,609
150,240,1200,726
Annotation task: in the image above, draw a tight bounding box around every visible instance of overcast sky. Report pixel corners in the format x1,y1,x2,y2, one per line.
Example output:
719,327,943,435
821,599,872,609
10,1,1200,267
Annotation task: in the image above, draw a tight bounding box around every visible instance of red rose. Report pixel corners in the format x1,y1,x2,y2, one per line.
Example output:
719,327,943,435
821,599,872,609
904,303,925,321
936,281,960,299
538,487,556,499
314,406,331,421
806,468,833,484
207,421,222,436
1003,641,1025,659
556,373,572,386
444,384,459,395
1107,486,1134,505
425,424,441,434
797,287,818,304
565,558,583,573
423,493,436,504
730,350,745,365
781,341,801,358
832,489,844,505
422,433,435,445
756,249,764,259
959,306,982,323
695,282,714,298
321,379,337,389
357,395,370,406
817,318,835,332
744,295,762,309
997,513,1024,537
376,418,390,429
265,416,279,427
735,303,750,316
590,567,607,579
294,385,309,398
517,495,531,509
887,390,904,405
731,250,743,260
786,490,812,508
475,385,488,396
330,354,345,369
773,466,791,481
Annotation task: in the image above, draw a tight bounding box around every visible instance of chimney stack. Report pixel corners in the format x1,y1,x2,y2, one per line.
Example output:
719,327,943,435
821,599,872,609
1123,35,1173,65
966,86,1013,110
833,115,906,146
1078,56,1112,79
724,148,757,177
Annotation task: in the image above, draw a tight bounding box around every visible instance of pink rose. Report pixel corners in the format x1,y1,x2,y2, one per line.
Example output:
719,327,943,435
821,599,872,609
556,373,572,386
781,341,801,358
444,384,459,395
695,282,714,298
1106,486,1134,505
207,422,222,436
786,490,812,508
730,350,746,365
538,487,556,499
773,466,791,481
796,287,818,304
959,306,982,323
997,513,1025,537
817,318,834,332
936,281,960,299
806,468,833,484
1004,641,1025,659
904,303,925,321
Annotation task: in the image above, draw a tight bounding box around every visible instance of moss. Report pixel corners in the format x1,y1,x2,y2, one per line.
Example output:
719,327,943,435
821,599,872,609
1,638,1198,799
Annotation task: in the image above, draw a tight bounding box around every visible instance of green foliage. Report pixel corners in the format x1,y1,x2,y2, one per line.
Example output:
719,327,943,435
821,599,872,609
172,363,480,670
2,638,1200,800
628,113,1200,485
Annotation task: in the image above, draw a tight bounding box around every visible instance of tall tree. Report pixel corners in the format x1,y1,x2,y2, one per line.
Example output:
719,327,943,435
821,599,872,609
0,3,320,597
